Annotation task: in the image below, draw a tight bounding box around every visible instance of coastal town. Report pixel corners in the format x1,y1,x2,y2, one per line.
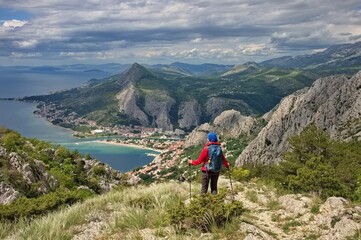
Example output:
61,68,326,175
32,101,188,152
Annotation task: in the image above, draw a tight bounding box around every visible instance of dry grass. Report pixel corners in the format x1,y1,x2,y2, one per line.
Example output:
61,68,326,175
3,182,198,240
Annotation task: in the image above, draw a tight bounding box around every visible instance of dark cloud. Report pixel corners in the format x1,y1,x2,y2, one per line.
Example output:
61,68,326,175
0,0,360,65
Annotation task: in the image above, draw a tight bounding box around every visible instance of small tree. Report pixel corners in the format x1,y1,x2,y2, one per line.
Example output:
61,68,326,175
281,124,361,199
3,131,23,151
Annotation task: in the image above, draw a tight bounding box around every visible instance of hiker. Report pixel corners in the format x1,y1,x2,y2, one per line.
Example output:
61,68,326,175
188,132,229,195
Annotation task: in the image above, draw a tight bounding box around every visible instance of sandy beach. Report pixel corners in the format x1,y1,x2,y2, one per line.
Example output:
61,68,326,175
95,140,161,152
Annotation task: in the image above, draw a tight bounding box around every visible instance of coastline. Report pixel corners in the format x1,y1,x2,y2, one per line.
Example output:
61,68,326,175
94,140,162,153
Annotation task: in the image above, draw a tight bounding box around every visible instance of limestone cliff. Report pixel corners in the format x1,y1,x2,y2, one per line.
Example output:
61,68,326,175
178,100,202,130
184,109,257,147
144,93,176,131
236,71,361,166
116,84,149,126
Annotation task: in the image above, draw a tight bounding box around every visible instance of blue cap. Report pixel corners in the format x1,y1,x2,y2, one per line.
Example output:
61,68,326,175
208,132,218,142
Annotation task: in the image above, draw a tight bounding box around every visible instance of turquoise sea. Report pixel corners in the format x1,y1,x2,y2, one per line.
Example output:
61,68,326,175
0,70,158,172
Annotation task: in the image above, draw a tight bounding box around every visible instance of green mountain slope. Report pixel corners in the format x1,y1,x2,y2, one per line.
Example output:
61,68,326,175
22,63,315,130
21,42,361,131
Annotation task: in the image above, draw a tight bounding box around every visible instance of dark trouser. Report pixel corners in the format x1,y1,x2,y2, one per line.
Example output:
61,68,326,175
201,171,220,195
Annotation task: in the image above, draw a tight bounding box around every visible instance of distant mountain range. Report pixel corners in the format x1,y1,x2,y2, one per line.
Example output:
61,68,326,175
260,41,361,71
21,41,361,132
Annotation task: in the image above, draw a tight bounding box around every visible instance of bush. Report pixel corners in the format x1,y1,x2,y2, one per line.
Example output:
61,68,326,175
355,176,361,203
3,131,23,151
280,124,361,199
138,173,154,184
92,164,107,176
240,124,361,201
0,188,93,221
231,167,250,182
167,189,244,232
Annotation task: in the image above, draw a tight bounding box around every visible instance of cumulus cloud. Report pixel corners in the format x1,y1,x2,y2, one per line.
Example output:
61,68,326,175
238,44,274,55
2,19,28,29
0,0,361,65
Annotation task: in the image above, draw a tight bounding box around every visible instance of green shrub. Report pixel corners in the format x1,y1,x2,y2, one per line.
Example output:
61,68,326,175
280,124,361,199
167,189,244,232
49,167,76,189
127,195,155,209
138,173,154,184
243,125,361,201
355,176,361,203
231,167,250,182
3,131,23,151
310,197,322,214
0,188,93,221
92,164,107,176
87,177,102,193
54,146,71,161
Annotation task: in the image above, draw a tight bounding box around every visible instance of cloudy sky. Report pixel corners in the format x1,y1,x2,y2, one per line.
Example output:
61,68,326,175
1,0,361,66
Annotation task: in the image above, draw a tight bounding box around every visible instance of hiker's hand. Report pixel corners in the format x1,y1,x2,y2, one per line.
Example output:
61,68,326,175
188,159,193,164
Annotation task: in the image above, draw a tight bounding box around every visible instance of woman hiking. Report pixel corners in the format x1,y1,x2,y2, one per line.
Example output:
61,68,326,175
188,132,229,195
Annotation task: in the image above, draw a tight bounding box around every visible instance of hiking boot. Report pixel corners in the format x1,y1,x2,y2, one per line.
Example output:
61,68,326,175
211,190,217,195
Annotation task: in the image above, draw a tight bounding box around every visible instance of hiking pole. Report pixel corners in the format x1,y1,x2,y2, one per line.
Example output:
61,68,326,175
228,166,235,201
188,162,192,200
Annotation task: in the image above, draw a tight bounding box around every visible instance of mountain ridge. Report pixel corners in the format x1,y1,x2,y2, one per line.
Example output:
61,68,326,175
260,41,361,70
20,41,361,132
235,70,361,166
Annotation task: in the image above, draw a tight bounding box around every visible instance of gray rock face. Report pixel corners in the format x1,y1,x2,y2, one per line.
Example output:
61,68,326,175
116,83,177,130
178,100,202,130
205,97,229,120
116,85,149,126
0,146,6,157
8,152,58,194
184,123,211,148
184,110,257,147
144,94,175,131
0,182,21,204
213,109,256,138
82,159,123,192
236,71,361,165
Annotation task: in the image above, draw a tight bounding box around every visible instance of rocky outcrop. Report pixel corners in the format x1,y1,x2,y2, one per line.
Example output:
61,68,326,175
82,159,123,192
116,64,177,130
216,178,361,240
205,97,230,120
0,183,21,204
0,134,125,204
236,71,361,165
144,93,175,131
116,85,149,126
184,110,257,147
178,100,202,130
8,152,58,194
184,123,211,148
213,110,257,138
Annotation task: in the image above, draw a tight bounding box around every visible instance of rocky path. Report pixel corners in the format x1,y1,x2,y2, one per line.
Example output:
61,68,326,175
218,177,361,240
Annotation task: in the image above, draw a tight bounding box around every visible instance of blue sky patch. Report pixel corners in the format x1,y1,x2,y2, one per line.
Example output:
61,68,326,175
0,7,32,21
